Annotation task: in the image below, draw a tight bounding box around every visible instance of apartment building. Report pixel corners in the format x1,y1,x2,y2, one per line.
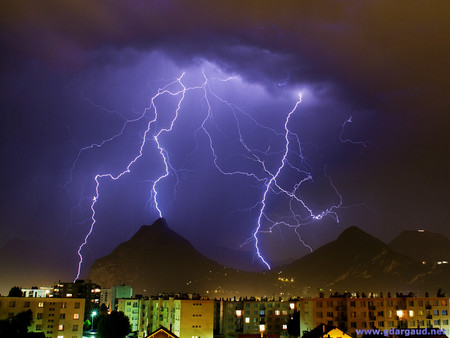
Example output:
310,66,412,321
118,297,151,336
299,296,450,338
216,298,296,338
118,296,214,338
0,296,85,338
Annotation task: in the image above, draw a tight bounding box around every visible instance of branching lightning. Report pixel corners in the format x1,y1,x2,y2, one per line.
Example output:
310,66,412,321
70,68,345,279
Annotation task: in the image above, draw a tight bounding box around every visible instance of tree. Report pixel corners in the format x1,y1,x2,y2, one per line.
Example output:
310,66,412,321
8,286,23,297
0,309,33,337
97,310,131,338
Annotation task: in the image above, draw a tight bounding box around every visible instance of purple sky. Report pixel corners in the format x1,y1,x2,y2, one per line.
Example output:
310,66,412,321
0,1,449,284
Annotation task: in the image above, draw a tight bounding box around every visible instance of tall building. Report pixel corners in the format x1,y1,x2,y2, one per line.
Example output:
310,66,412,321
0,296,85,338
101,285,133,311
216,298,296,338
117,295,214,338
298,295,450,338
52,279,101,319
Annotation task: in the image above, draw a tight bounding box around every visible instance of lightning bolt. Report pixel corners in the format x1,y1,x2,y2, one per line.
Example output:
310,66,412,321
339,115,373,148
70,67,345,279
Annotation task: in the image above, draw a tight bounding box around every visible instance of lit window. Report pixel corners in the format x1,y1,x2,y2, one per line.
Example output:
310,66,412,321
283,324,288,330
275,310,280,316
73,313,79,319
409,310,414,317
58,324,64,331
66,293,72,297
58,336,63,338
259,324,265,332
38,302,44,308
245,317,250,323
396,310,404,318
290,303,295,310
236,310,242,317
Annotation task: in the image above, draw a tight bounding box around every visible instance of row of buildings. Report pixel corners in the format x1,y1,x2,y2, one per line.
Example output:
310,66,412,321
115,294,450,338
1,282,450,338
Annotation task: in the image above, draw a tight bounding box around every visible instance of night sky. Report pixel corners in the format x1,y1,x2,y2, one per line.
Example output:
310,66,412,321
0,1,449,284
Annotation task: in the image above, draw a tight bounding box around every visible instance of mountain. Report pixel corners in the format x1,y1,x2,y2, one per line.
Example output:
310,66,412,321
388,230,450,295
88,218,273,296
277,226,425,293
389,230,450,264
88,222,450,297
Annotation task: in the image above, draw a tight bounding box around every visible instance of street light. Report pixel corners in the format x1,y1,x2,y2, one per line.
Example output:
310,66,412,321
91,311,97,331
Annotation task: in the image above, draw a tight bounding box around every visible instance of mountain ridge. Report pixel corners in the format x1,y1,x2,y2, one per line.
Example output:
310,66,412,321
88,219,450,297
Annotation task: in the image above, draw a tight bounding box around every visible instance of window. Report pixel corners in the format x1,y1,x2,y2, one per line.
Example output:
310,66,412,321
60,313,65,319
316,312,323,318
351,322,357,328
24,301,30,308
282,324,288,330
61,302,66,308
434,320,441,326
73,313,79,320
58,324,64,331
443,310,448,316
245,317,250,323
9,301,15,307
434,310,439,316
36,324,42,331
443,320,448,325
38,302,44,308
73,324,78,331
74,302,80,309
37,313,43,319
441,300,447,306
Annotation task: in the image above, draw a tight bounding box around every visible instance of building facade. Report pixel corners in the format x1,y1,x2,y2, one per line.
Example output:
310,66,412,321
217,298,296,338
299,296,450,338
117,296,214,338
0,296,85,338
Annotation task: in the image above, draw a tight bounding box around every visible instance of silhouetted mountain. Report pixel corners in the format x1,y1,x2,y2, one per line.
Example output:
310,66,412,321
389,230,450,264
88,222,450,297
0,239,73,295
277,226,425,293
88,218,273,296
